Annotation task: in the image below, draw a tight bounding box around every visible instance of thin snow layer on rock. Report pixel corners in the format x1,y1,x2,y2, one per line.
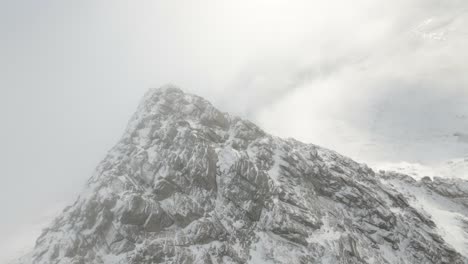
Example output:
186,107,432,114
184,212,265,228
14,86,468,264
381,172,468,258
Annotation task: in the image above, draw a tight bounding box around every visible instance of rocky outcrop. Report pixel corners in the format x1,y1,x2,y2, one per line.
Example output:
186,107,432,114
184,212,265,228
16,86,468,264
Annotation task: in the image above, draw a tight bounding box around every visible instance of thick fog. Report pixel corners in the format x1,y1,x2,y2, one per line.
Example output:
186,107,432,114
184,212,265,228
1,0,468,261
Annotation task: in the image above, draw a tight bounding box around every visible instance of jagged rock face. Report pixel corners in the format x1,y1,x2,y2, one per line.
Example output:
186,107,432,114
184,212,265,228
17,86,468,264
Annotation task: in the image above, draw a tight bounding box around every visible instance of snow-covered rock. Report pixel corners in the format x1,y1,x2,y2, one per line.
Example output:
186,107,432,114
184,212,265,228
380,172,468,259
14,86,468,263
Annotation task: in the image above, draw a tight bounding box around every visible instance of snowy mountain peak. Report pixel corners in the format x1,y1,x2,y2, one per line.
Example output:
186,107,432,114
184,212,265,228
137,85,229,127
15,87,468,264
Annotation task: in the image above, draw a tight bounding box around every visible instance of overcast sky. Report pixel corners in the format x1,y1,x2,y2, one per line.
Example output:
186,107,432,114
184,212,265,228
1,0,468,262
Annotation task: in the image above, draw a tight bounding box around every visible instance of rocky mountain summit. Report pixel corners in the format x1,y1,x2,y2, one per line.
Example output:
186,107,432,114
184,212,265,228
15,86,468,264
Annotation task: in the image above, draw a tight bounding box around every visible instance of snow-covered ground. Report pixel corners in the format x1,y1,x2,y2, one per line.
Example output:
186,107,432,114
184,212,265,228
381,175,468,258
374,157,468,181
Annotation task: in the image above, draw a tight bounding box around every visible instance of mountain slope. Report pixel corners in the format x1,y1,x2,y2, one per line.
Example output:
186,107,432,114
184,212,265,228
380,171,468,258
15,86,468,264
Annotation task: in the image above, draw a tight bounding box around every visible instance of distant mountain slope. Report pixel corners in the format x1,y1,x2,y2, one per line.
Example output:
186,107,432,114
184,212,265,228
376,158,468,181
15,86,468,264
380,171,468,258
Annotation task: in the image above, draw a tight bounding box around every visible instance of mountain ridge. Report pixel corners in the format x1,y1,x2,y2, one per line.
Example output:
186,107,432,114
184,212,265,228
14,86,468,264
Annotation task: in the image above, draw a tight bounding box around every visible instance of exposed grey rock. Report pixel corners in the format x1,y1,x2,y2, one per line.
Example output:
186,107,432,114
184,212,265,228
15,85,468,264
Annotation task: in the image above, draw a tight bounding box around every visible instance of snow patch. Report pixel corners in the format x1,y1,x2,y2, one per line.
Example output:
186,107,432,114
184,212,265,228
268,149,286,186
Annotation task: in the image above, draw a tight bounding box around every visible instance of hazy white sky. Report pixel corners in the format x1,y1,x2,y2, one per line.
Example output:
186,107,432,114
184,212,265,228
1,0,468,261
